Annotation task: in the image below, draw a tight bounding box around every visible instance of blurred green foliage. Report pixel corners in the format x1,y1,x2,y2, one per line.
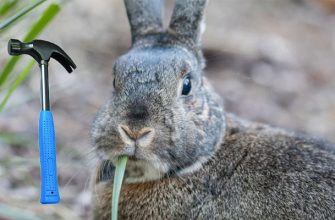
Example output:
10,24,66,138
0,0,45,30
0,0,61,112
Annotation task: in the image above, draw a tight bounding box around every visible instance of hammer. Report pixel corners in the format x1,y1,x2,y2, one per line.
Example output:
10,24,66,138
8,39,76,204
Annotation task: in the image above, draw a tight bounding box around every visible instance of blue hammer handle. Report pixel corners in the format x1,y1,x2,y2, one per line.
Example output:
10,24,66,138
39,111,60,204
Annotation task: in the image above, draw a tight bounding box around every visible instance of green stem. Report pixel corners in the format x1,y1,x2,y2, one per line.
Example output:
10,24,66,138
112,156,128,220
0,3,60,89
0,61,34,112
0,0,45,30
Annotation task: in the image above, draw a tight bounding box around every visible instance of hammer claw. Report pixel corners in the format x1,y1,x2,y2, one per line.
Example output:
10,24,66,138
51,51,76,73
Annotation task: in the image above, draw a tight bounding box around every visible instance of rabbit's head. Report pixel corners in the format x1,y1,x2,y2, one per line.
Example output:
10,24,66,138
91,0,225,182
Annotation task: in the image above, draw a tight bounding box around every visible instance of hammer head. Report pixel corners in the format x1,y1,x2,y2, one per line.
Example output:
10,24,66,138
8,39,76,73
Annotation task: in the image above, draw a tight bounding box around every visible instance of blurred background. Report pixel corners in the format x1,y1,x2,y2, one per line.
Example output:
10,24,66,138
0,0,334,219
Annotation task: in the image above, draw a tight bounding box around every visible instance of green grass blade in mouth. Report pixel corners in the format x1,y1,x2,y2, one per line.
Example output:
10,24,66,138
112,155,128,220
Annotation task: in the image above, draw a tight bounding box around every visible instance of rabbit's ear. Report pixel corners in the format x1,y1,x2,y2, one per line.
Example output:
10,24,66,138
169,0,207,46
124,0,164,43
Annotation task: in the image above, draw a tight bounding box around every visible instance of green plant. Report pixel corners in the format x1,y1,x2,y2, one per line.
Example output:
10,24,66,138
112,156,128,220
0,0,61,112
0,0,45,30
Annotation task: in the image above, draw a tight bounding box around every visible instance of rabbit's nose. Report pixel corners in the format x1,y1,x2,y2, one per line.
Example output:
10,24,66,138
127,105,149,120
118,125,155,147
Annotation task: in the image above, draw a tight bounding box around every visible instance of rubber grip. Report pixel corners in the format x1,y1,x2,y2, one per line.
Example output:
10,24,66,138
39,111,60,204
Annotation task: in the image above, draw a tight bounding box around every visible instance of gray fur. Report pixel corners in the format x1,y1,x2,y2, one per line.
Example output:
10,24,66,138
124,0,164,43
169,0,207,46
93,116,335,219
91,0,335,219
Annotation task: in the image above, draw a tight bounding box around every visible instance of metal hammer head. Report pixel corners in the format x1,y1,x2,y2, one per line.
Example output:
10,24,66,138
8,39,76,73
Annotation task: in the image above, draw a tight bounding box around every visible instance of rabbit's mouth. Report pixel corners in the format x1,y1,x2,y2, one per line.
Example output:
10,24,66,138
128,155,139,161
123,158,164,183
103,141,170,183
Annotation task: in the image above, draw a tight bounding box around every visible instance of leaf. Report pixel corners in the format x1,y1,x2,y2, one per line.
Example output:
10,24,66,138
0,3,61,101
112,156,128,220
0,0,45,30
0,56,20,89
0,61,35,112
22,3,60,42
0,0,19,17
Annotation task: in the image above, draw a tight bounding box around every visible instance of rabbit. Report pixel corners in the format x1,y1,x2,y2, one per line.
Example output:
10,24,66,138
90,0,335,219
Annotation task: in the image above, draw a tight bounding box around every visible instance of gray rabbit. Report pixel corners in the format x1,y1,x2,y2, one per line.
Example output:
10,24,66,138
90,0,335,219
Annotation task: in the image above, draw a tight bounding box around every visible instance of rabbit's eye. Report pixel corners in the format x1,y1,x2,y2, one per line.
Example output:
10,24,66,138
113,78,116,89
182,75,192,95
